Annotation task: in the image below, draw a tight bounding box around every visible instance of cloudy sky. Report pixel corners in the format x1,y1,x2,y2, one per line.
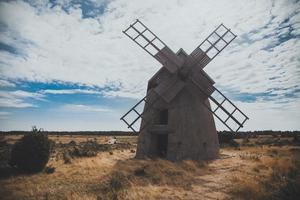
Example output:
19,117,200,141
0,0,299,131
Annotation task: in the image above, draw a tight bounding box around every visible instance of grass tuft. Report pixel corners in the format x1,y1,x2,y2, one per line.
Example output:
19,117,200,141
230,152,300,200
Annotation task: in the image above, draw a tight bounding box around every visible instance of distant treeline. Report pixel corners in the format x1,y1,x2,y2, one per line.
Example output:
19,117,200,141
1,130,300,137
0,131,135,136
218,130,300,138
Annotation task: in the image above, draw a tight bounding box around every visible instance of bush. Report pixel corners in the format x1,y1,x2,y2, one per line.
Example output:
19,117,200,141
9,126,51,173
70,140,98,157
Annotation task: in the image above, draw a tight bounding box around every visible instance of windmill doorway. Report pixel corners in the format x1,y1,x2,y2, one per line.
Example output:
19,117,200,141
157,134,168,158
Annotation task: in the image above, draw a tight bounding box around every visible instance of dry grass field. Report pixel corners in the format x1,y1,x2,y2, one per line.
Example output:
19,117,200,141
0,134,299,200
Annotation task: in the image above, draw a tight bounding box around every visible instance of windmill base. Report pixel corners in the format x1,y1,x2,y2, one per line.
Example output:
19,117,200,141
135,87,219,161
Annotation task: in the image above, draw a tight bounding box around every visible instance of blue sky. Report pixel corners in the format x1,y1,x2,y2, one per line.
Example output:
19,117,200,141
0,0,300,131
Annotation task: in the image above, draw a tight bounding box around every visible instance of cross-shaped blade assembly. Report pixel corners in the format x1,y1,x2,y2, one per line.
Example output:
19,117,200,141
121,20,249,133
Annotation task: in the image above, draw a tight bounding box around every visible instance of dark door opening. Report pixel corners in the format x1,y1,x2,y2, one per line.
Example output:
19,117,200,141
157,134,168,158
158,109,168,125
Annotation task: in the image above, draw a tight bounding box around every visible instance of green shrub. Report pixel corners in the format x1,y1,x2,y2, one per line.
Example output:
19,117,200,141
9,126,51,173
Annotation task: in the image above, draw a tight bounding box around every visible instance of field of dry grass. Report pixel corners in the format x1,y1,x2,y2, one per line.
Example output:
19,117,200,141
0,134,299,200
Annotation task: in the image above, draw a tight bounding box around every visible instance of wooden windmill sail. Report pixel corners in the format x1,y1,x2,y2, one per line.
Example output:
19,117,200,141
121,19,249,160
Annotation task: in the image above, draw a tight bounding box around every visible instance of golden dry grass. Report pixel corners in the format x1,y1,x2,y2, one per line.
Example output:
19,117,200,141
97,158,209,200
3,135,137,145
228,146,300,200
0,135,299,200
0,150,134,200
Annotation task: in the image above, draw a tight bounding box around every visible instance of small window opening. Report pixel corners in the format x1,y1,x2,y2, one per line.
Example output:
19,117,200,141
159,109,168,125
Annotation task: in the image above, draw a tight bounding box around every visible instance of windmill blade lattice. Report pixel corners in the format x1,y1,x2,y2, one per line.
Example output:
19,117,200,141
123,19,183,74
197,23,236,59
120,91,160,133
199,84,249,132
123,19,166,57
190,24,237,69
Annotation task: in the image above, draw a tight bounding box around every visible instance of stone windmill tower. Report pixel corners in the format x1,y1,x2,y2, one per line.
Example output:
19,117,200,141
121,20,249,161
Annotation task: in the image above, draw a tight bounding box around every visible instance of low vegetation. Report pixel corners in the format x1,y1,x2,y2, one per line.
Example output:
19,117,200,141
229,146,300,200
98,159,208,200
0,133,299,200
9,127,51,173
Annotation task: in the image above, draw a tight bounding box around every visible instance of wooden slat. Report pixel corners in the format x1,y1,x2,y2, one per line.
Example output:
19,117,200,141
154,46,184,73
190,47,205,59
191,69,215,96
160,79,185,102
195,54,211,69
153,75,176,97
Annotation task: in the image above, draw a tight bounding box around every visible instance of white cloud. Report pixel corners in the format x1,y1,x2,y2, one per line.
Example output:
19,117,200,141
10,90,44,100
0,98,35,108
41,89,102,95
208,37,300,98
0,90,44,108
61,103,112,112
103,90,144,99
0,80,15,88
0,0,299,130
0,0,298,97
229,99,300,131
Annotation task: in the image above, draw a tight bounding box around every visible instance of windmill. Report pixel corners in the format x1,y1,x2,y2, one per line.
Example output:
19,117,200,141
121,19,249,161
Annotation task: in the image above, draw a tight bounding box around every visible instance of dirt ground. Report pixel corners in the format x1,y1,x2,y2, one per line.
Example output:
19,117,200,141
0,135,299,200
